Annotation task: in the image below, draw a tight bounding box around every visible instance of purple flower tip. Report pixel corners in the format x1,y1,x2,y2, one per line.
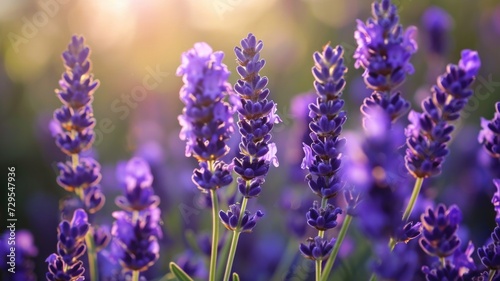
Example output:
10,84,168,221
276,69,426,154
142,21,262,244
459,49,481,78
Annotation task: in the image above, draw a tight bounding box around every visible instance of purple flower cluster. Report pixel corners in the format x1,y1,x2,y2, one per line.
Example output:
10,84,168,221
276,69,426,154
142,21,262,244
46,209,89,281
299,44,345,261
51,35,105,214
355,0,417,122
420,204,462,258
405,50,481,178
112,158,162,272
232,33,280,198
421,6,453,57
0,230,38,281
177,42,235,192
479,102,500,158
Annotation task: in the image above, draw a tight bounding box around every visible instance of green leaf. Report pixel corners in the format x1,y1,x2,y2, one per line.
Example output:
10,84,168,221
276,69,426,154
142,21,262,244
169,262,194,281
232,272,240,281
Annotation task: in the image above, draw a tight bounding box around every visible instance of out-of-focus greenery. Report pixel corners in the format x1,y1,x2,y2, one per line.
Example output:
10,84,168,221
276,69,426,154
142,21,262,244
1,0,500,280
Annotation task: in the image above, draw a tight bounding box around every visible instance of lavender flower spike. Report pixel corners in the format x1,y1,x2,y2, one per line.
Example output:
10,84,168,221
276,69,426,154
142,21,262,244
112,158,162,273
302,44,347,200
479,102,500,158
46,209,89,281
178,42,235,192
355,0,417,122
405,50,481,178
52,35,105,214
233,33,281,198
354,0,417,92
178,42,234,281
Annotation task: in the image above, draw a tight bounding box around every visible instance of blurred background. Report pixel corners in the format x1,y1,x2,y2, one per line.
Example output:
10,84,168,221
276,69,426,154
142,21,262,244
1,0,500,280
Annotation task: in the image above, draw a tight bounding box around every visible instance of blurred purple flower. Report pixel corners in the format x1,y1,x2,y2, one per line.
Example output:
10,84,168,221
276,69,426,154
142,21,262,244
0,230,38,281
422,6,453,56
479,102,500,158
112,157,162,272
372,243,418,281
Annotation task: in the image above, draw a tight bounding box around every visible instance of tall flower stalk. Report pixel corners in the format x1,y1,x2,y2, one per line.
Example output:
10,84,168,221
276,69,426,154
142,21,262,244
220,33,280,281
403,50,481,222
299,44,346,281
177,42,235,281
355,0,417,123
50,35,106,281
112,158,162,281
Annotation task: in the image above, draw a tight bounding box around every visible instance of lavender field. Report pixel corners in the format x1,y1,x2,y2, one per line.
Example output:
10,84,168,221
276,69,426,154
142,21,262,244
1,0,500,280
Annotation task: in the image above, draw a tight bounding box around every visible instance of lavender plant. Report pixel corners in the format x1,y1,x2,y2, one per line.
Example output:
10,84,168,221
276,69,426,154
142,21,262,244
403,50,481,221
299,44,346,281
177,42,235,281
49,35,106,281
220,33,280,281
355,0,417,123
31,2,498,280
111,157,162,281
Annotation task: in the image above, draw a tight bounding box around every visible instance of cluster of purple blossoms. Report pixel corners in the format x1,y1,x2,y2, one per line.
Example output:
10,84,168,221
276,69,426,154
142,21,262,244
177,42,235,192
405,50,481,178
0,230,38,281
220,33,279,233
355,0,417,122
112,158,162,274
46,209,89,281
420,204,462,258
479,102,500,159
231,33,280,198
299,44,345,262
421,6,453,57
51,35,105,214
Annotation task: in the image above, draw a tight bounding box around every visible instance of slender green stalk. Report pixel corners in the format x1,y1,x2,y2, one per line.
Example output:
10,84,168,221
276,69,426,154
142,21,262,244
489,270,496,281
222,197,249,281
132,270,140,281
368,273,377,281
388,238,396,251
402,177,424,222
269,239,299,281
209,188,220,281
320,214,353,281
216,232,231,280
316,260,322,281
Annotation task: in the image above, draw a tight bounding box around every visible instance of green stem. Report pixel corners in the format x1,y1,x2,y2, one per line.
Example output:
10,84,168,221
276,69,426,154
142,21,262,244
209,188,220,281
269,239,299,281
222,197,249,281
388,237,396,251
489,269,496,281
216,232,231,280
315,260,322,281
132,270,140,281
84,231,98,281
402,177,424,222
368,273,377,281
320,214,353,281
